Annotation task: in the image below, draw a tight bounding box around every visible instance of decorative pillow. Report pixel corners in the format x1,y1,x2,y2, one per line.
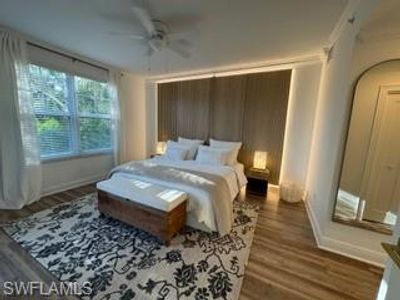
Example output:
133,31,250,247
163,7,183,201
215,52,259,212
195,145,232,166
209,139,242,165
164,141,190,161
178,137,204,160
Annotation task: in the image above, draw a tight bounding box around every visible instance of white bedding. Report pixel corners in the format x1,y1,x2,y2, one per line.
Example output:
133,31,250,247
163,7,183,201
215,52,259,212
110,156,247,233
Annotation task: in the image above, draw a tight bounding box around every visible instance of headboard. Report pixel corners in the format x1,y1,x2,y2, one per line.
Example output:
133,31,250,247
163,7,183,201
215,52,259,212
157,70,291,184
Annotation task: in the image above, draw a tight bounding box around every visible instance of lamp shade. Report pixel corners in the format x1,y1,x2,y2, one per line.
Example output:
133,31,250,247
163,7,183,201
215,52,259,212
156,141,166,154
253,151,268,169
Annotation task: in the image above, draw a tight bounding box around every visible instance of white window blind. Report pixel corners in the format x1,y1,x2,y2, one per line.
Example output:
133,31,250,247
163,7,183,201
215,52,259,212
28,64,112,160
75,76,112,152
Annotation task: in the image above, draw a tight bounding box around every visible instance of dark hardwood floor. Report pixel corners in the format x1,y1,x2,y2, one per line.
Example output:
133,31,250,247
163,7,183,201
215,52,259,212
0,184,383,299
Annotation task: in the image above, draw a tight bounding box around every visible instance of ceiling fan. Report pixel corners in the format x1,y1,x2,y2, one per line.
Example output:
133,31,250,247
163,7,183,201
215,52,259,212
109,5,192,58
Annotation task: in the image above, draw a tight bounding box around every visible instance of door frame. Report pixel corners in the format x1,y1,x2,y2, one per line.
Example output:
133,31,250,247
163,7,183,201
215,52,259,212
359,85,400,220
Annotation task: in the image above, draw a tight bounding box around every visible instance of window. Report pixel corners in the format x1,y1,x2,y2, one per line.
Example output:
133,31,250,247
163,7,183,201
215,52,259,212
28,64,112,160
75,76,112,152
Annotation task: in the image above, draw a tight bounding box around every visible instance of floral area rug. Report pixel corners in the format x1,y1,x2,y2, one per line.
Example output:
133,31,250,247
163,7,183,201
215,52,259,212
3,193,258,300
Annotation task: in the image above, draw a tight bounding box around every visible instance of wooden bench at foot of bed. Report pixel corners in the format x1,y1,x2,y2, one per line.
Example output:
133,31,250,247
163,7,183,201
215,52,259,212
96,177,187,246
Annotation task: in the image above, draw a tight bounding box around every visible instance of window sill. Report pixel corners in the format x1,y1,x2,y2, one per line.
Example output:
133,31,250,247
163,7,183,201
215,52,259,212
42,150,113,164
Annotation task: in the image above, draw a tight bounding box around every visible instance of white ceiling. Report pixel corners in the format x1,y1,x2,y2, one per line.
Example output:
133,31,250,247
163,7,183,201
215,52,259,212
0,0,348,75
359,0,400,40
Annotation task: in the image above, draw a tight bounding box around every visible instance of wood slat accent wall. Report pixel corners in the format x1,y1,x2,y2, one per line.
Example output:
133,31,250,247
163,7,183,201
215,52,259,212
210,75,247,141
176,78,211,140
158,83,178,141
157,70,291,184
240,71,291,183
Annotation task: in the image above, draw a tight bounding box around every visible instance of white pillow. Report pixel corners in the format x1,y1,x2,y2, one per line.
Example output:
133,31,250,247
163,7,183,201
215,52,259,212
195,146,232,166
178,137,204,160
164,141,190,161
209,139,242,165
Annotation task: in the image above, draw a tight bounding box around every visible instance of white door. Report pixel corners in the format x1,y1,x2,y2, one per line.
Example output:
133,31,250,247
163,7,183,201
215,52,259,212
362,87,400,223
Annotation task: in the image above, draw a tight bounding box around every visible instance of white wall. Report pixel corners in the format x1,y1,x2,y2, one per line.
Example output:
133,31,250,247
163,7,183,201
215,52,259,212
377,213,400,300
351,37,400,80
118,73,147,162
304,0,391,266
382,265,400,300
145,81,157,156
280,63,322,188
42,154,113,195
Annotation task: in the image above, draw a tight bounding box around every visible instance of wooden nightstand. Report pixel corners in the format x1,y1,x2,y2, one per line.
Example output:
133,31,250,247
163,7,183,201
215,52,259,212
245,167,270,196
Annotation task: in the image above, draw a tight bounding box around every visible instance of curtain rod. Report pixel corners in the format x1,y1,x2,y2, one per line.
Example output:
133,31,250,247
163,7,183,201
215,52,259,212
27,41,109,72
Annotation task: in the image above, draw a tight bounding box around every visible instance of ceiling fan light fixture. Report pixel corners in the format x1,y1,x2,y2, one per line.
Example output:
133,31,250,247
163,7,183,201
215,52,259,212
113,4,193,58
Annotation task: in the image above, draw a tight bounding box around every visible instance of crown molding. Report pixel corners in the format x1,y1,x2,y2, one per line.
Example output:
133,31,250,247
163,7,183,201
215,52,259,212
328,0,361,46
149,53,322,83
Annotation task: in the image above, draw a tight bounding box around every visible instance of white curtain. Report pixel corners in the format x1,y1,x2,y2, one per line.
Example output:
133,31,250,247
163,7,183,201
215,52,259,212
0,31,42,209
109,71,125,166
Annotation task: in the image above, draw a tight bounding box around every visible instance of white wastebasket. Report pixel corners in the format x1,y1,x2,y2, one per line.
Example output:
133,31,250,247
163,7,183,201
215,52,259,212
280,182,304,203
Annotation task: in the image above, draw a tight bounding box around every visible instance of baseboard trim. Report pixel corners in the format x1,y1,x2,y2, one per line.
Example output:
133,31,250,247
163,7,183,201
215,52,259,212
303,198,386,268
319,236,386,268
303,197,323,245
41,173,107,197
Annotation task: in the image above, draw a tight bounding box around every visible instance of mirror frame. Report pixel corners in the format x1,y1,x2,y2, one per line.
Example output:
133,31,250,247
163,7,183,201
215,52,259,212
331,59,400,235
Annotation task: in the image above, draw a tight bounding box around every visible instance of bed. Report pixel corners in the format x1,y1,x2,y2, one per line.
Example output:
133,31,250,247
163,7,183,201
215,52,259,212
107,156,247,235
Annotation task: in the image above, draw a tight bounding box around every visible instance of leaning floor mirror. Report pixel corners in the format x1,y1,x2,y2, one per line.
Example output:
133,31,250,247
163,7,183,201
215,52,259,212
333,60,400,234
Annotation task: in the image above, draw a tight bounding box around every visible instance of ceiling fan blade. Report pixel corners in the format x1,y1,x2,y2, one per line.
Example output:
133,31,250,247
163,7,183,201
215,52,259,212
169,38,192,48
107,32,146,40
167,40,191,58
131,6,155,35
168,30,194,40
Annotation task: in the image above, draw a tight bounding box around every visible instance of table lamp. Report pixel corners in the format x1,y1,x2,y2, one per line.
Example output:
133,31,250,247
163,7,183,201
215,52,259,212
253,151,268,169
156,141,166,155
